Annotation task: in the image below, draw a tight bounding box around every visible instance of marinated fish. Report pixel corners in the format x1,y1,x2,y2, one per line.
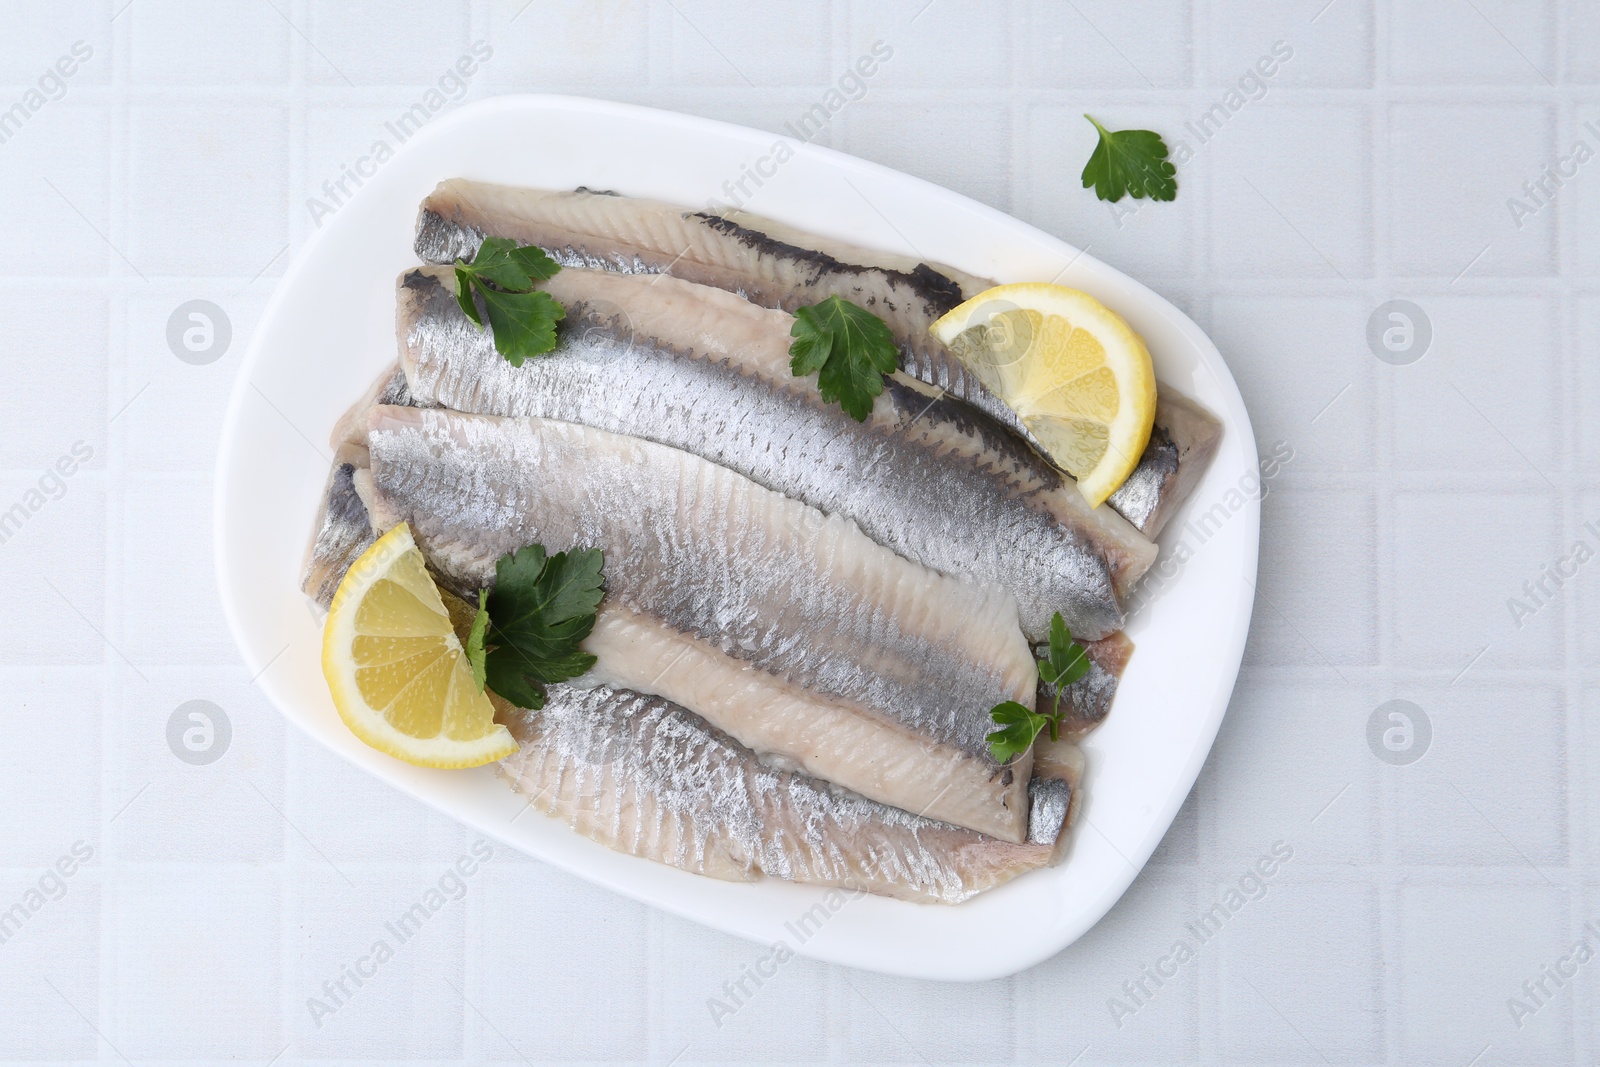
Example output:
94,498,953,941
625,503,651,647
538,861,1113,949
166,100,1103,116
300,441,376,608
302,361,428,606
412,179,1220,536
302,466,1084,899
329,361,427,449
1051,631,1135,739
1106,391,1223,539
396,264,1155,641
362,405,1039,842
498,683,1075,904
413,180,992,389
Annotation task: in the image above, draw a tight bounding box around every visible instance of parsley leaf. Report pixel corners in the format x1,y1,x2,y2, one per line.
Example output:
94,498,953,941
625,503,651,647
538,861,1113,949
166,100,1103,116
465,589,489,692
453,236,566,366
477,285,565,365
985,612,1094,762
480,543,606,710
1080,114,1177,203
986,701,1051,764
1038,612,1091,691
789,295,900,421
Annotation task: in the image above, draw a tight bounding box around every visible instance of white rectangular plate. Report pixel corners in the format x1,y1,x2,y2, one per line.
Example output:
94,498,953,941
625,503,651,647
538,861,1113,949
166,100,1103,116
214,95,1258,981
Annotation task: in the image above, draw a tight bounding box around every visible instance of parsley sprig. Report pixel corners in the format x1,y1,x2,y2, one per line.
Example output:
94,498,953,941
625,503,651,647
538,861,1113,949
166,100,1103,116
985,613,1092,763
1081,114,1177,203
789,295,900,421
464,542,605,710
453,236,566,366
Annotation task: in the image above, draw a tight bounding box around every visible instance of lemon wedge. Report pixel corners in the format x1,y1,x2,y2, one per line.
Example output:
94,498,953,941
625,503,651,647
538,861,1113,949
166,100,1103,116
322,523,517,769
931,283,1157,507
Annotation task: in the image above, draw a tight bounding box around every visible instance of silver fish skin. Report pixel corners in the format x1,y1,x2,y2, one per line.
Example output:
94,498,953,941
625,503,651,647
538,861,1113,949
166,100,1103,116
362,404,1038,842
497,683,1074,904
299,459,1080,891
397,265,1155,642
414,180,992,393
303,361,429,606
412,180,1222,535
1106,389,1224,538
1048,631,1135,739
300,441,376,608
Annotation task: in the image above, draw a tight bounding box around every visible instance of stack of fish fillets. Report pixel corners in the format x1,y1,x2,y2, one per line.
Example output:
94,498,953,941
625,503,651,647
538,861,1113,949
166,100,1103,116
301,184,1222,904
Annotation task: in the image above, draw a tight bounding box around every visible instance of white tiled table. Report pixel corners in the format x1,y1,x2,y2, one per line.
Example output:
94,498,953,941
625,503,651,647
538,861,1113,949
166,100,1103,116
0,1,1594,1063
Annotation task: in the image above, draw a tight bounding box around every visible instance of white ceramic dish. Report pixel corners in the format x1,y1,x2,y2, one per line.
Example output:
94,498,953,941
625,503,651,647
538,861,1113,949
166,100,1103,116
214,95,1258,981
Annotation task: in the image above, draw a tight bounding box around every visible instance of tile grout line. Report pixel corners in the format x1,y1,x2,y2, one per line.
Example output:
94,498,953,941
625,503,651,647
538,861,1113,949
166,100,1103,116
1554,52,1583,1067
1373,33,1401,1028
99,1,132,1057
1562,249,1589,1065
1363,30,1393,1013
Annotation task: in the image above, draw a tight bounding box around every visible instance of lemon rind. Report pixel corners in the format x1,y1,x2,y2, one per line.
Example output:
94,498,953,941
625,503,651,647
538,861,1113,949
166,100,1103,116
931,283,1157,507
322,523,518,769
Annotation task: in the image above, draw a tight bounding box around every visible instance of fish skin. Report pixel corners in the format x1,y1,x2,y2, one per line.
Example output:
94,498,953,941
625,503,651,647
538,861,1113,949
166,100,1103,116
300,441,376,608
397,264,1154,642
412,180,1221,535
301,474,1081,899
413,180,992,371
1049,631,1135,740
1027,776,1072,847
414,181,1015,443
1106,390,1224,538
497,682,1073,904
362,404,1038,842
303,360,431,607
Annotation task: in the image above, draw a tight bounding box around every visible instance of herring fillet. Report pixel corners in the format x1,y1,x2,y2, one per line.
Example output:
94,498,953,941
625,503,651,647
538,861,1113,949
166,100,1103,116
300,441,376,608
299,422,1083,899
397,265,1154,641
297,468,1079,901
362,405,1038,842
1106,390,1223,538
1051,631,1135,739
412,179,1222,536
301,361,428,607
329,361,429,450
497,683,1075,904
412,180,995,393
